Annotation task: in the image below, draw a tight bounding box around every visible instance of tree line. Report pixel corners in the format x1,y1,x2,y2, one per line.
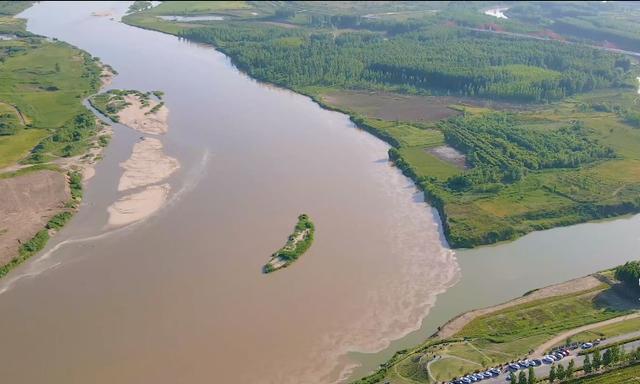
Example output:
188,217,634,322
179,22,631,103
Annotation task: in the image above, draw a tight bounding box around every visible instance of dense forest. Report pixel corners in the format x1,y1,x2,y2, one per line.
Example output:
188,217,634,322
181,24,631,102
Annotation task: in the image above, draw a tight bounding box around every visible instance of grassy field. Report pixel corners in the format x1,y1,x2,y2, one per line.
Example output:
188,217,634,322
144,1,251,15
0,15,102,171
355,278,638,384
0,128,48,168
568,318,640,345
0,1,32,16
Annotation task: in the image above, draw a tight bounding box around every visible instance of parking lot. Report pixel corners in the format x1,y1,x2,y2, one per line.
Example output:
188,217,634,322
451,331,640,384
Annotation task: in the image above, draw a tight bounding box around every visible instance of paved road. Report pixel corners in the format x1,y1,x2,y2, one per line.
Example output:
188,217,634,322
468,331,640,384
533,313,640,357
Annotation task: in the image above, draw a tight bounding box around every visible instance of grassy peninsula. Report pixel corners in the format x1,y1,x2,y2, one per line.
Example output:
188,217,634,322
123,1,640,249
0,1,112,278
263,214,314,273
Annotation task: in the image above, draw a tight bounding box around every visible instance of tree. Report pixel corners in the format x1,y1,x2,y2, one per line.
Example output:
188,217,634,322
528,367,535,384
603,349,613,367
549,365,556,383
593,349,602,370
614,261,640,295
583,354,592,374
511,372,517,384
518,370,527,384
566,360,575,379
556,364,566,381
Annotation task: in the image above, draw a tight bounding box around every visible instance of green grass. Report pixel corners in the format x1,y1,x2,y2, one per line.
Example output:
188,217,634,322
0,1,33,16
0,42,100,128
570,318,640,345
0,128,48,168
457,286,624,342
145,1,251,15
429,356,483,382
0,163,60,179
398,147,461,181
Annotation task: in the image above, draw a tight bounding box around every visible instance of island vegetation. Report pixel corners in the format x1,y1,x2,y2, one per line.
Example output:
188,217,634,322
263,214,314,273
89,89,152,122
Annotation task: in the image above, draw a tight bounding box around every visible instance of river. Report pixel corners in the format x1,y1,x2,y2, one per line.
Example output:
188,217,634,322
0,2,457,384
1,2,638,384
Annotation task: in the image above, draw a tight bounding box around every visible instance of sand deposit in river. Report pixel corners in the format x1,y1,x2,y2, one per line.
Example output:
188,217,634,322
118,137,179,191
117,94,168,135
107,183,170,226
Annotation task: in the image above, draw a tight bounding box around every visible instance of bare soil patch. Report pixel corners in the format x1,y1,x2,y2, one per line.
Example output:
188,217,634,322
427,146,468,169
320,90,529,122
0,170,69,266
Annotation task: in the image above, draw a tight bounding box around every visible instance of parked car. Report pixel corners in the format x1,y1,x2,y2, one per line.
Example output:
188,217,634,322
532,359,542,366
554,353,564,360
542,356,554,364
461,377,472,384
490,368,501,375
508,363,519,371
581,343,594,349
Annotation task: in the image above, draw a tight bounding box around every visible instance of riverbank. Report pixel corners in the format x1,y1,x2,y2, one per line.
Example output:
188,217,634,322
0,4,115,279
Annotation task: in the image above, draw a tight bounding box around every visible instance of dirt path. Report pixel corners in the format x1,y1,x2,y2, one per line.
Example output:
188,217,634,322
531,312,640,356
0,101,27,125
434,275,604,339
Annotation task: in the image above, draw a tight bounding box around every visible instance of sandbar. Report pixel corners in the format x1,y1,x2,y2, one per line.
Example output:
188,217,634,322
118,137,179,191
107,184,170,227
117,94,169,135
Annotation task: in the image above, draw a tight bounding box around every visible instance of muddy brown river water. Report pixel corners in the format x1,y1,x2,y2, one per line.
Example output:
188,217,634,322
1,2,638,384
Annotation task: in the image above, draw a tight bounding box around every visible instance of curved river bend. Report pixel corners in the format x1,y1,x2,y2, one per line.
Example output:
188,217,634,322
2,3,639,384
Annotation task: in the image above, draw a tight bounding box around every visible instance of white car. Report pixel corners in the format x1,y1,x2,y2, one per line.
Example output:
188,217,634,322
581,343,594,349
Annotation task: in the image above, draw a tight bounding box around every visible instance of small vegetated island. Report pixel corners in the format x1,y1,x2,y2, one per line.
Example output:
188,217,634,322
263,214,314,274
89,89,168,134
